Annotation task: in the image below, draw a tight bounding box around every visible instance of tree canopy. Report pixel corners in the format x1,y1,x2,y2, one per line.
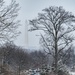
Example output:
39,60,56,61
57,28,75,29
0,0,20,43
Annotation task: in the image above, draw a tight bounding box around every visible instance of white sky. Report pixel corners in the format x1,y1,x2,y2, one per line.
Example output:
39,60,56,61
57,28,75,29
4,0,75,49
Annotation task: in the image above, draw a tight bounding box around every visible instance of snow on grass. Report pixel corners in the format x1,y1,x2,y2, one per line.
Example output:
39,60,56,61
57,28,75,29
69,72,75,75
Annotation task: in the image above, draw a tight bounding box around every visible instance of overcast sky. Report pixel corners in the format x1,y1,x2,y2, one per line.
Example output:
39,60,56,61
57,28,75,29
4,0,75,49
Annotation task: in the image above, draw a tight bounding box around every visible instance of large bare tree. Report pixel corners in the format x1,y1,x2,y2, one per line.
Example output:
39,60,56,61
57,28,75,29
0,0,20,43
0,0,20,74
29,6,75,74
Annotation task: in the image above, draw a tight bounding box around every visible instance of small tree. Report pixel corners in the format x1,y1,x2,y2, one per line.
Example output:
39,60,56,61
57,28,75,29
29,6,75,74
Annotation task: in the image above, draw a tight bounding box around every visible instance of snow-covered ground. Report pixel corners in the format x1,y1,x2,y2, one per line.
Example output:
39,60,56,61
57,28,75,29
69,72,75,75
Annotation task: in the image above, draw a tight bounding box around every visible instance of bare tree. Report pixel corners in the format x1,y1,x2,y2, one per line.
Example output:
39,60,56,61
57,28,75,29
61,46,75,67
30,51,48,69
0,0,20,74
29,6,75,74
0,0,20,43
0,42,29,75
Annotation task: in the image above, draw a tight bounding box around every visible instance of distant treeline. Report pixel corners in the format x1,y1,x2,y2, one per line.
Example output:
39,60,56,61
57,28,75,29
0,42,48,71
0,42,75,74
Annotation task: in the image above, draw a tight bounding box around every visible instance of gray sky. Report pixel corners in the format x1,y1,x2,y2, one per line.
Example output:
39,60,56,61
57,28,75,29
5,0,75,49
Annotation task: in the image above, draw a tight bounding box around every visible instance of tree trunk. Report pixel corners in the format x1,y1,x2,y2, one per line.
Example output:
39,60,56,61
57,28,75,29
18,65,21,75
54,31,58,75
55,47,58,75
